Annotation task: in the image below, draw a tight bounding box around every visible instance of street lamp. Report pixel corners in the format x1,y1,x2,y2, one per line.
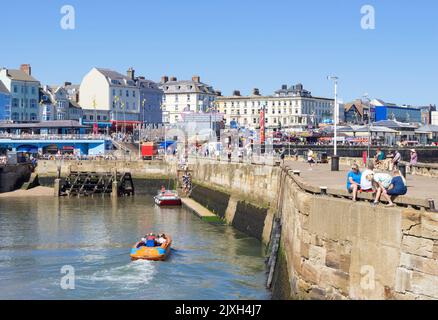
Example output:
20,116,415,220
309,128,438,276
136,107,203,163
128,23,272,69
363,93,371,164
114,95,120,134
327,76,339,156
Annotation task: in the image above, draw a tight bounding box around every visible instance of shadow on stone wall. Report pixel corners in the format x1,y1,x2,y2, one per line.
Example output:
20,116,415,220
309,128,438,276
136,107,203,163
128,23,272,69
233,201,267,241
191,183,230,218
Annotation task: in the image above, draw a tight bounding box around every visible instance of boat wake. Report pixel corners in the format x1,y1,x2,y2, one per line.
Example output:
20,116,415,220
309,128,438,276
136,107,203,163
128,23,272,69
77,260,156,290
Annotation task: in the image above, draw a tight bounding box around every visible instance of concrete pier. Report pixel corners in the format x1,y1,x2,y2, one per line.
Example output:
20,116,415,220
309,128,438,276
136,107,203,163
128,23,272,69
181,198,223,223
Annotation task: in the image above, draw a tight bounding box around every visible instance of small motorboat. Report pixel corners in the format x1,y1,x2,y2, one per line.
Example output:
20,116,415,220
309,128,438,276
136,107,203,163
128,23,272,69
154,189,182,206
130,234,172,261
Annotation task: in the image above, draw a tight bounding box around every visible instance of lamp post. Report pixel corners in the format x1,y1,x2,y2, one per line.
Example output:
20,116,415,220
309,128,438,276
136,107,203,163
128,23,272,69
327,76,339,156
114,95,120,135
121,100,126,134
363,93,371,164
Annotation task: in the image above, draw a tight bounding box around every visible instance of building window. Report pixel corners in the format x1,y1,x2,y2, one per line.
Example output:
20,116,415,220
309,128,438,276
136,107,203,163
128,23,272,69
126,90,129,97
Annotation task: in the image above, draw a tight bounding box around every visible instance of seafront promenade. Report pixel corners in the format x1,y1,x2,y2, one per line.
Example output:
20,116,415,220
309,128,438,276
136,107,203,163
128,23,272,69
283,159,438,205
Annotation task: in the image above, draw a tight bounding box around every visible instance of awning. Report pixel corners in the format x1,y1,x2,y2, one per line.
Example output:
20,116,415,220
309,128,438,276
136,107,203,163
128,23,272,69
16,145,39,153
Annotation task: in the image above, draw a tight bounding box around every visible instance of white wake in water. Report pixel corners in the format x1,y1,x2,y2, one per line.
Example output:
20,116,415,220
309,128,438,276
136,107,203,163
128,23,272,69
77,260,156,290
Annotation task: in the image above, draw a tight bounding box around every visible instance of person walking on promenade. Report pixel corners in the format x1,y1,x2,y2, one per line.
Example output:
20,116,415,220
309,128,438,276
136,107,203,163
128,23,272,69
347,163,362,202
410,149,418,166
380,169,407,207
307,149,315,169
391,149,402,170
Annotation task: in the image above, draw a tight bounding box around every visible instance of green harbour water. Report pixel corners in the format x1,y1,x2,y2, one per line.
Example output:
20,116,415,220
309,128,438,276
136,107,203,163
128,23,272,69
0,196,270,300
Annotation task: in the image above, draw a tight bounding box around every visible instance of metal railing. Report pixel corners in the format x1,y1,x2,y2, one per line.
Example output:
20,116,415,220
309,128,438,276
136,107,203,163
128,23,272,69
0,133,111,141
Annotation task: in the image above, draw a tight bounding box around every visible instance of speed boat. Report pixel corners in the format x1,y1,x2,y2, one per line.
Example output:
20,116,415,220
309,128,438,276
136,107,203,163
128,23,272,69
154,190,182,206
130,234,172,261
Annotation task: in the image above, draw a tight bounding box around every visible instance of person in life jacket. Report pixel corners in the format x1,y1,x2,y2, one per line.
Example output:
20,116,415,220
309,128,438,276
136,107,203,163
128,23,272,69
146,233,157,247
161,186,166,194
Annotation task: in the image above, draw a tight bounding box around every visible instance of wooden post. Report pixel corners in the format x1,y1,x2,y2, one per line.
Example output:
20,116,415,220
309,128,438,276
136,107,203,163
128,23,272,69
111,180,118,198
54,178,61,197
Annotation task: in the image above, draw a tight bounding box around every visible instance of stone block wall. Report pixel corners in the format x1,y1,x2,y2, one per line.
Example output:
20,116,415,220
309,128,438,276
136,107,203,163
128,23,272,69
274,170,438,300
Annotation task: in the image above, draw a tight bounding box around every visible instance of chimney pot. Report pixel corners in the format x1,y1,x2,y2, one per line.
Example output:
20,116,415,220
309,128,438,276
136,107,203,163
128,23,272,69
161,76,169,83
233,90,241,96
20,64,31,76
127,67,135,80
253,88,260,96
282,84,287,90
192,75,201,83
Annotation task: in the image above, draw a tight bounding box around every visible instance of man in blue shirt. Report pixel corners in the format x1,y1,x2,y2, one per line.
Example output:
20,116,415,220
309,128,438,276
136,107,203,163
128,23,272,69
346,163,362,201
381,169,407,207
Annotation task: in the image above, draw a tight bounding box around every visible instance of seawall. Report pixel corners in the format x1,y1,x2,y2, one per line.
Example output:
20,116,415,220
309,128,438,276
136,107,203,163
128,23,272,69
0,163,33,193
188,158,438,300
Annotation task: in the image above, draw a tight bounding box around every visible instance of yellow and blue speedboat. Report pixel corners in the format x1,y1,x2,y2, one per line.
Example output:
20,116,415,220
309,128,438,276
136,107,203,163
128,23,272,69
130,234,172,261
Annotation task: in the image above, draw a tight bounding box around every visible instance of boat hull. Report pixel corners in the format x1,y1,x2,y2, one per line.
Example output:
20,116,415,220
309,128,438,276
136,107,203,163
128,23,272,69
154,195,182,206
130,236,172,261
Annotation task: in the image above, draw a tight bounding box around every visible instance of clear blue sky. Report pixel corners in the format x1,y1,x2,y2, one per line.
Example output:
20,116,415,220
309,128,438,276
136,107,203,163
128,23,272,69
1,0,437,105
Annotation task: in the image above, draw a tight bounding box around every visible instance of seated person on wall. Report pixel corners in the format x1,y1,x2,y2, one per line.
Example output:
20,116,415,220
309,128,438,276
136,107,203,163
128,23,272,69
346,163,362,202
371,172,393,207
360,163,375,193
373,148,385,167
378,169,407,207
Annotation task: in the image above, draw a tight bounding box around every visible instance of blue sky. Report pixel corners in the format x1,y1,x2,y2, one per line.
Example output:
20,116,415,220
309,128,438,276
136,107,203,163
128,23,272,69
1,0,437,105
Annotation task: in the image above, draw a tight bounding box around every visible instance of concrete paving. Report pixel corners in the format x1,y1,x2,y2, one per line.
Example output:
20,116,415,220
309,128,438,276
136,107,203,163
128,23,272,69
283,160,438,204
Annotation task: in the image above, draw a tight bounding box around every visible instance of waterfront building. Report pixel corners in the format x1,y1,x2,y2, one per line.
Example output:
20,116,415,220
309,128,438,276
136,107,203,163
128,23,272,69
135,72,163,125
0,80,11,121
375,105,422,123
0,64,41,122
79,67,141,130
418,105,437,125
344,100,370,124
432,111,438,126
216,84,335,131
159,76,218,124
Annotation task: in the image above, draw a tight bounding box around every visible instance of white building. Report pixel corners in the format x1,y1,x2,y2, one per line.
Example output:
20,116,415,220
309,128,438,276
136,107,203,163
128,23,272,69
0,64,40,122
159,76,218,124
79,67,141,126
432,111,438,126
217,84,335,131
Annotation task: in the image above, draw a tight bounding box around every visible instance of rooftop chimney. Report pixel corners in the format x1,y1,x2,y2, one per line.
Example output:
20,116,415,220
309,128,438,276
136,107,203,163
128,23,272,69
127,67,135,80
20,64,31,76
253,88,260,96
170,76,177,82
192,75,201,83
64,81,72,87
282,84,287,90
161,76,169,83
216,91,222,96
233,90,241,96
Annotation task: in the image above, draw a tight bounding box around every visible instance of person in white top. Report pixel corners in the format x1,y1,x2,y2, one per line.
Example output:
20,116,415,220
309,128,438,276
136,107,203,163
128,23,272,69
360,163,375,192
157,234,167,245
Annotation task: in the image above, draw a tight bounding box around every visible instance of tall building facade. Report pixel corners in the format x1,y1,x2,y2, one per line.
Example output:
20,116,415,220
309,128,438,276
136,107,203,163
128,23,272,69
0,80,11,121
79,67,162,128
216,84,335,131
0,64,40,122
159,76,218,124
79,67,141,126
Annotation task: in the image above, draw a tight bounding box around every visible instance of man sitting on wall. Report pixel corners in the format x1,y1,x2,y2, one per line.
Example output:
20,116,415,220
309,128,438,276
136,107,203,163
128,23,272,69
346,164,362,202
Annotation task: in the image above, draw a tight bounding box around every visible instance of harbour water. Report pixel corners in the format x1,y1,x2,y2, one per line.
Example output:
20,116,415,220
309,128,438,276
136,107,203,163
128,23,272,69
0,196,270,300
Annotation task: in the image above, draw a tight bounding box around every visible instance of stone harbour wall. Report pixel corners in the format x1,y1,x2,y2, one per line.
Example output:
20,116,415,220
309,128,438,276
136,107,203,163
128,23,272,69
189,158,438,300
